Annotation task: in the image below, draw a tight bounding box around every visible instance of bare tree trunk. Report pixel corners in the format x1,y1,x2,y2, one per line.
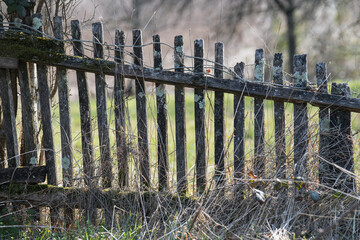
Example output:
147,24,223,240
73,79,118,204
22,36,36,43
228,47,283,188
132,0,141,29
286,8,296,73
125,0,144,96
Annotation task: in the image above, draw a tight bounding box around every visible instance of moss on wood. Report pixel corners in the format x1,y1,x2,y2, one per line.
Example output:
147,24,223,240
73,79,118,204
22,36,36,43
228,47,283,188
0,183,193,209
0,32,64,62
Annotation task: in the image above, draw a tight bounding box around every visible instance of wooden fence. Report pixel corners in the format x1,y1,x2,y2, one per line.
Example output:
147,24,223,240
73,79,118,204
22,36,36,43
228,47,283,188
0,15,359,227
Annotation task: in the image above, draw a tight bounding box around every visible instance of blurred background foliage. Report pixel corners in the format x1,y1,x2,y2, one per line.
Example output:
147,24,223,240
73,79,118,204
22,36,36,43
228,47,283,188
1,0,360,81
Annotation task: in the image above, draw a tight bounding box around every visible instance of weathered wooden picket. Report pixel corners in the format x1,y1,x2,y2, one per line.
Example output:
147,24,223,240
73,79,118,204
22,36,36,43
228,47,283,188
0,15,359,227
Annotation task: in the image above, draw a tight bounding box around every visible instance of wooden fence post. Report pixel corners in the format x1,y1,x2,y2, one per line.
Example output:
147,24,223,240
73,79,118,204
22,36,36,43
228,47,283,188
54,16,74,228
273,53,286,179
214,42,225,185
33,13,58,227
254,49,265,177
0,68,19,167
329,83,354,192
174,35,187,195
92,22,112,189
32,14,57,186
194,39,206,193
233,62,245,179
133,29,150,188
71,20,97,225
114,29,128,187
316,62,329,186
93,21,114,228
293,54,308,180
18,61,37,167
154,34,168,191
55,16,73,188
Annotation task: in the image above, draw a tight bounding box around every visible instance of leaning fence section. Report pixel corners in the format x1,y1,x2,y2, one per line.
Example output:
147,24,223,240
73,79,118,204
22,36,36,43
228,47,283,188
0,14,359,226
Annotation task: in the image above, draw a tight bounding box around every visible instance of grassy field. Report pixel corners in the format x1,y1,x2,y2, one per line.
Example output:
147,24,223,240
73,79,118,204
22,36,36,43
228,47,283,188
4,80,359,239
50,80,360,191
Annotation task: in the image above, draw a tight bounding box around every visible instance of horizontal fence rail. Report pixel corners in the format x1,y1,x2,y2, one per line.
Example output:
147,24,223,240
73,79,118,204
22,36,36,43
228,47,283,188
1,50,360,113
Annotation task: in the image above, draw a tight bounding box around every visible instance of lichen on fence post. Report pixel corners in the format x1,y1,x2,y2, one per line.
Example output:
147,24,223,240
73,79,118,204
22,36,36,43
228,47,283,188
133,29,150,188
194,39,206,194
233,62,245,180
253,49,265,177
292,54,309,208
273,53,286,179
174,35,187,195
154,34,168,191
293,54,308,179
329,83,355,193
214,42,225,186
114,29,128,188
